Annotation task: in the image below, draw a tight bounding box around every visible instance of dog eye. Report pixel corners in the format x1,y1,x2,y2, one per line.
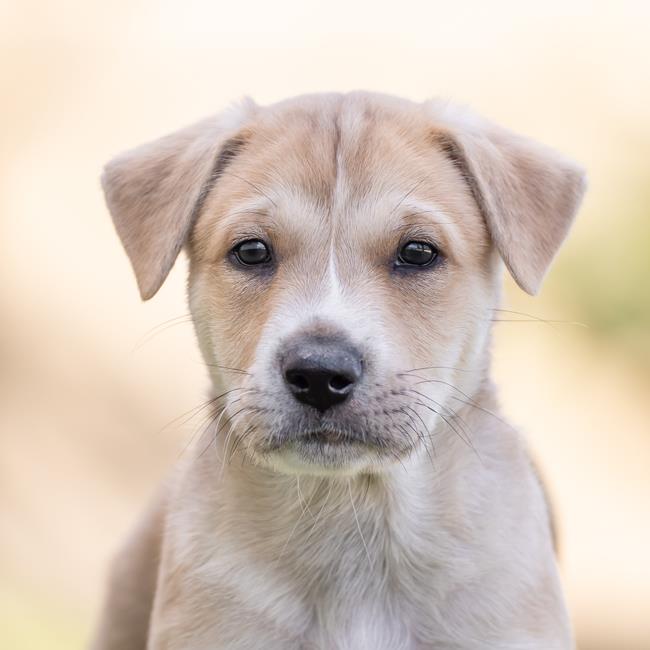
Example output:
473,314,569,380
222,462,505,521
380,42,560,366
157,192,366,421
232,239,272,266
396,241,439,267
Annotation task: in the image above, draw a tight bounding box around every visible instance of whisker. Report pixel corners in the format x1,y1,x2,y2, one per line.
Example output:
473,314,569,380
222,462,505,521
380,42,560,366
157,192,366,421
295,476,315,519
218,404,253,473
220,170,278,207
203,363,252,375
196,404,229,459
303,479,331,541
397,407,424,448
227,423,256,461
401,405,437,466
389,448,408,471
413,399,480,461
388,178,427,217
198,396,248,460
348,479,373,570
399,365,478,375
178,407,224,459
490,308,587,330
447,395,515,432
274,480,319,567
409,392,482,464
407,387,475,440
165,387,249,435
383,409,415,452
406,378,510,429
133,314,194,350
224,414,250,466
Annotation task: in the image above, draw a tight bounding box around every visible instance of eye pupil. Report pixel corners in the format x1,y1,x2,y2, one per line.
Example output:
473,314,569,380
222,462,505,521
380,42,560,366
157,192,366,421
397,241,438,267
233,239,271,265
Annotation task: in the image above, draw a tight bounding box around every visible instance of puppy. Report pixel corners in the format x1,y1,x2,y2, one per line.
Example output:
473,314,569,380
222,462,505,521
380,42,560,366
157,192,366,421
90,92,585,650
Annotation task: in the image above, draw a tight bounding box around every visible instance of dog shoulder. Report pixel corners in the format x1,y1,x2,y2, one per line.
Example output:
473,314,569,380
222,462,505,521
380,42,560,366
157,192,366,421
89,482,169,650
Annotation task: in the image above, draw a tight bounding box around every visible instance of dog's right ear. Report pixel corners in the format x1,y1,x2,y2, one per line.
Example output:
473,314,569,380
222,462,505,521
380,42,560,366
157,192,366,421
102,101,256,300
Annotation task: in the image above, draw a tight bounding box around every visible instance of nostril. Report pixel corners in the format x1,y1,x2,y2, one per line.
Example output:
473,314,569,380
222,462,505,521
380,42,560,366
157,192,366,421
286,370,309,391
329,374,353,392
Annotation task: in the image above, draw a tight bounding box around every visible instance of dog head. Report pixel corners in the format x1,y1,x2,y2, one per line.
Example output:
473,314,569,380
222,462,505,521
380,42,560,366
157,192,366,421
103,92,585,475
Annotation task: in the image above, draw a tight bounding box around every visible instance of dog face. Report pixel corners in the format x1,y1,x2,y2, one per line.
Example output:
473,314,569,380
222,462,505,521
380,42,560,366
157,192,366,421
102,92,585,475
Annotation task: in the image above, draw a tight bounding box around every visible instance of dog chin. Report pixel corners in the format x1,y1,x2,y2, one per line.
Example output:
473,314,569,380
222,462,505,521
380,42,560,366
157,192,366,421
261,436,383,477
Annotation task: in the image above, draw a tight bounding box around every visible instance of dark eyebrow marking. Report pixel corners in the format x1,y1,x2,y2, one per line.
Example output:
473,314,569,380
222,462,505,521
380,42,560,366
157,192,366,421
188,134,249,228
433,132,488,222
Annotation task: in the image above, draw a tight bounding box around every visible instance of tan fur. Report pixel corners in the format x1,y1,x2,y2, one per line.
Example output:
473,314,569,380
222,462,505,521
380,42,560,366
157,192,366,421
92,92,585,649
89,487,165,650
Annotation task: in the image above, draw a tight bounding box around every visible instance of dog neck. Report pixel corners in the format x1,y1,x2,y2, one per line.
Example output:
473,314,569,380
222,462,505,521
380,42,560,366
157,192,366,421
169,379,511,643
188,377,502,547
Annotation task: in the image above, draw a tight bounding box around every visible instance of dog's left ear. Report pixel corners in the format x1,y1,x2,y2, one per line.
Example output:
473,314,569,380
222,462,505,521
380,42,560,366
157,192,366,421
102,101,256,300
431,104,587,294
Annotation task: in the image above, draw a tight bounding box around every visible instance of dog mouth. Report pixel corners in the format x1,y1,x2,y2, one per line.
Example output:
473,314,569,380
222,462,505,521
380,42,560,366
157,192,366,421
261,426,384,473
259,422,403,469
264,428,368,452
247,395,420,471
300,429,361,445
265,425,381,451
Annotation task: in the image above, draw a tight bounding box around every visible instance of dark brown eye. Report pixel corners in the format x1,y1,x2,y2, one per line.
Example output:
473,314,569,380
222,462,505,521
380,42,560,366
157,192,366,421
397,241,439,267
232,239,272,266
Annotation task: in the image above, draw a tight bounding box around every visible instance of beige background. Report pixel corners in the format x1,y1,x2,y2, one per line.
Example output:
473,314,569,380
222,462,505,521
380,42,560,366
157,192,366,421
1,1,649,648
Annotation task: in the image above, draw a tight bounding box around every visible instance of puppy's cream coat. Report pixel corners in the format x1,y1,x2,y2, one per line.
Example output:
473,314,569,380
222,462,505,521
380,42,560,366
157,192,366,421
91,92,585,650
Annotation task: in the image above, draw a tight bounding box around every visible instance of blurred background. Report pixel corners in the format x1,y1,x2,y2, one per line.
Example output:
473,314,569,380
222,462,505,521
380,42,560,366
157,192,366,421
1,1,648,648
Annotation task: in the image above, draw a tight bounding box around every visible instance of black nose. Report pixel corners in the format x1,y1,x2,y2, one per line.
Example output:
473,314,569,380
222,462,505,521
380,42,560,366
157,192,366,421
282,337,363,413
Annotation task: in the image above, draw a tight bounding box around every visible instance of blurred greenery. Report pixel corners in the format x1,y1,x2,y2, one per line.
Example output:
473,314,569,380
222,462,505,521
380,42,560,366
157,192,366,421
554,180,650,370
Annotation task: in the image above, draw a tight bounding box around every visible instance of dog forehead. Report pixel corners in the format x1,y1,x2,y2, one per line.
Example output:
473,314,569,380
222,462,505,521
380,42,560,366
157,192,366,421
195,93,483,262
253,94,433,191
235,95,469,222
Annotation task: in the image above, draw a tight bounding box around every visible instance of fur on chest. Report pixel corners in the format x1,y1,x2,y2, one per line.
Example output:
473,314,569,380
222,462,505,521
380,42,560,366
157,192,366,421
175,468,488,648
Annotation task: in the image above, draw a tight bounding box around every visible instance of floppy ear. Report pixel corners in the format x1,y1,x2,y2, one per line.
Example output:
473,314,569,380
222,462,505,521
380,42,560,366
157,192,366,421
102,102,255,300
431,105,586,294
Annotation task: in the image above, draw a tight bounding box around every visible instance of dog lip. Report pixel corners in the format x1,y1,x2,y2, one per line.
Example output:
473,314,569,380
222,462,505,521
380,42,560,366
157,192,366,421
265,427,366,450
301,429,359,445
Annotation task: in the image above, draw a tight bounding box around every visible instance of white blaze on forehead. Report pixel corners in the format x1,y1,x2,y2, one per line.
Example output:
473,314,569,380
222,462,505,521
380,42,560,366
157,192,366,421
322,116,348,312
327,245,343,300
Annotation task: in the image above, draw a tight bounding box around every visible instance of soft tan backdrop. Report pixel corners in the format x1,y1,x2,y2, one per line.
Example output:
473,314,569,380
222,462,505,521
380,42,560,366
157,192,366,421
1,1,649,648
